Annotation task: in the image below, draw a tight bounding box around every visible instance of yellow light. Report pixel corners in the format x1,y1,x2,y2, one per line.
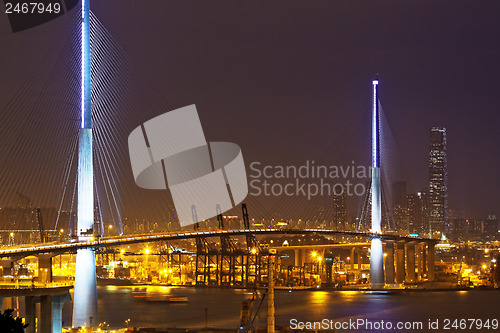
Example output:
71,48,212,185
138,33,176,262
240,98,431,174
60,229,64,233
482,265,487,269
251,248,257,254
144,248,150,255
312,252,317,257
10,232,14,237
384,253,388,257
318,257,322,261
109,225,113,229
120,250,125,254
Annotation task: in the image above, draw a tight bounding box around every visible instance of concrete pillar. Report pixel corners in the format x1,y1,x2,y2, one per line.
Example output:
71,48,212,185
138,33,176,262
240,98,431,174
319,250,325,276
422,245,427,278
406,243,416,283
370,238,384,289
72,248,98,328
427,242,435,281
40,295,52,333
1,297,18,311
25,296,37,333
38,254,53,284
0,259,14,276
52,293,71,333
301,250,305,267
416,244,423,281
384,242,395,285
350,247,355,271
357,248,361,270
294,249,299,266
2,296,14,310
396,242,405,284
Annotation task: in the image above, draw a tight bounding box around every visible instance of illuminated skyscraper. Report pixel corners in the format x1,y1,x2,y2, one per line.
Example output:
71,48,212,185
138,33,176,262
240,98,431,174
428,127,448,238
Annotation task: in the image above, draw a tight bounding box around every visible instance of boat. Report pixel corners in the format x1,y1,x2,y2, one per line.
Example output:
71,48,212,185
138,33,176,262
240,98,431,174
141,295,188,303
168,296,188,303
97,276,134,286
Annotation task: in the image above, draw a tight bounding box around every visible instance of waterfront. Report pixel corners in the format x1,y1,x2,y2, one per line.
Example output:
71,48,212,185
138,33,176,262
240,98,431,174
61,286,499,332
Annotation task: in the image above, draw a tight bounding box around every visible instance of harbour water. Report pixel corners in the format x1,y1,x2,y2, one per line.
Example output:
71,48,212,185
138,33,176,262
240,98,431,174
62,286,500,332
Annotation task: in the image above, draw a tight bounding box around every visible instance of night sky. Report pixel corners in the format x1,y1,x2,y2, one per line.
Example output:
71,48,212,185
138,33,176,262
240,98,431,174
1,1,499,221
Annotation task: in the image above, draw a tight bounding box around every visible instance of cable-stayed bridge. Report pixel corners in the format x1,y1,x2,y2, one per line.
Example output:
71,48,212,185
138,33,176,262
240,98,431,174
0,225,437,332
0,3,437,332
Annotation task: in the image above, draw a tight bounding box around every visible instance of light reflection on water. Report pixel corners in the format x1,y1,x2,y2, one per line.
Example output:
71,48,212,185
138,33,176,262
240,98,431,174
62,287,500,332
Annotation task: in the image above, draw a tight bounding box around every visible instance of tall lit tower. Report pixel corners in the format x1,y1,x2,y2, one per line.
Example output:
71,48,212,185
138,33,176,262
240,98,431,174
72,0,98,327
370,77,384,288
332,192,347,230
428,127,448,239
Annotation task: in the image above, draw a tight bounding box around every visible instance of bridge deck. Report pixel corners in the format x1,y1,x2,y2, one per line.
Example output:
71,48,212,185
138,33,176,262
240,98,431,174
0,228,438,257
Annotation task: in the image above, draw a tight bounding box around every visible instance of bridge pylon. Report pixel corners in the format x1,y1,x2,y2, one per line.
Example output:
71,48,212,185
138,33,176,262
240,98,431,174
370,77,385,289
72,0,98,327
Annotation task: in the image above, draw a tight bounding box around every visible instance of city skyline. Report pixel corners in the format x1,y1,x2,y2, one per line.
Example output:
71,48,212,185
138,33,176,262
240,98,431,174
0,1,499,223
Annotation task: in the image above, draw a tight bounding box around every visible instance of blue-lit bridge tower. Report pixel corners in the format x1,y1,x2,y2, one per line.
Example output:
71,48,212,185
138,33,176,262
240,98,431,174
370,77,385,288
72,0,98,327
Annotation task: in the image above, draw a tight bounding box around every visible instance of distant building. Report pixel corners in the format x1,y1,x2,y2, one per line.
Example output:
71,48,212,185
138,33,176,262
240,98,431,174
467,219,484,240
484,213,498,240
448,217,496,242
419,188,430,237
332,192,347,230
392,181,408,234
448,218,464,242
407,194,422,235
428,127,448,238
393,204,408,235
392,181,408,208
